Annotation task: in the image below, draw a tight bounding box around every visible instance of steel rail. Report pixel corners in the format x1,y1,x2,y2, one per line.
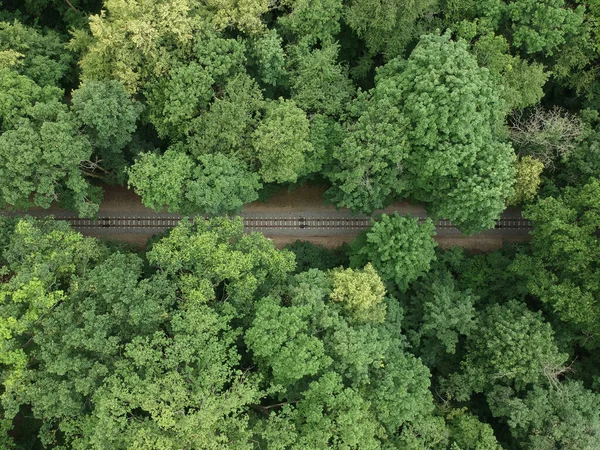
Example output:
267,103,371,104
53,216,533,230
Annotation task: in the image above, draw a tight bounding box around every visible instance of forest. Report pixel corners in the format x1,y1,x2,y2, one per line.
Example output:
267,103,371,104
1,0,600,448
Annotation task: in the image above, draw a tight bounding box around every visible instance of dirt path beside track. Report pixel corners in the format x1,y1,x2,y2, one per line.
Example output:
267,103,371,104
2,184,531,251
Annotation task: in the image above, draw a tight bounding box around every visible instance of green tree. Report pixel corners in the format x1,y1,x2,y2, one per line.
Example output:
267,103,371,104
0,20,73,87
488,381,600,450
390,34,514,233
327,34,516,233
444,300,568,400
71,80,143,182
511,178,600,343
344,0,438,58
201,0,278,34
0,68,62,132
73,304,259,449
469,31,548,110
72,80,142,151
259,372,384,450
325,90,408,212
288,40,354,116
329,263,386,324
0,218,105,436
278,0,342,44
146,217,295,306
350,213,437,291
188,73,264,159
252,98,314,183
504,0,585,56
245,296,334,386
445,408,502,450
508,156,544,205
128,150,261,215
74,0,209,92
248,29,287,86
145,62,215,141
127,149,192,213
0,101,101,217
405,268,477,367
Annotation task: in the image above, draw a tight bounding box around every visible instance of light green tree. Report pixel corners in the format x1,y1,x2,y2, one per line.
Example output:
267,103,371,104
74,0,209,92
329,263,386,323
508,156,544,205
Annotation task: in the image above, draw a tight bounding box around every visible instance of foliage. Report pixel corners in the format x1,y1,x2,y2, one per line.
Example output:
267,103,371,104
504,0,585,56
327,33,516,233
4,2,600,448
189,73,264,159
488,381,600,450
285,240,349,273
405,268,477,367
512,178,600,343
248,29,286,86
325,89,408,212
0,20,73,87
344,0,438,58
444,300,568,400
0,68,62,132
0,101,101,217
71,80,143,183
72,80,142,151
0,218,105,432
145,62,216,140
470,31,549,110
128,150,261,215
75,0,209,93
1,218,451,448
510,106,584,169
278,0,342,43
508,156,544,205
329,263,386,323
350,213,437,291
288,40,354,116
445,408,502,450
252,98,314,183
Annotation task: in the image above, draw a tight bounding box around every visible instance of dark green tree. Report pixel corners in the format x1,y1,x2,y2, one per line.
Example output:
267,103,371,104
511,178,600,344
488,381,600,450
444,300,568,400
71,80,143,182
344,0,438,58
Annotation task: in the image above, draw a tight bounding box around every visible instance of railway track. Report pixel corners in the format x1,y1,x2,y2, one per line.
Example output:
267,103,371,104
54,216,533,231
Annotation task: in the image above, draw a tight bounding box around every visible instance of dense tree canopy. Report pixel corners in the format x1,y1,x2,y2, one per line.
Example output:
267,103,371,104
512,178,600,345
3,0,600,448
326,34,516,233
